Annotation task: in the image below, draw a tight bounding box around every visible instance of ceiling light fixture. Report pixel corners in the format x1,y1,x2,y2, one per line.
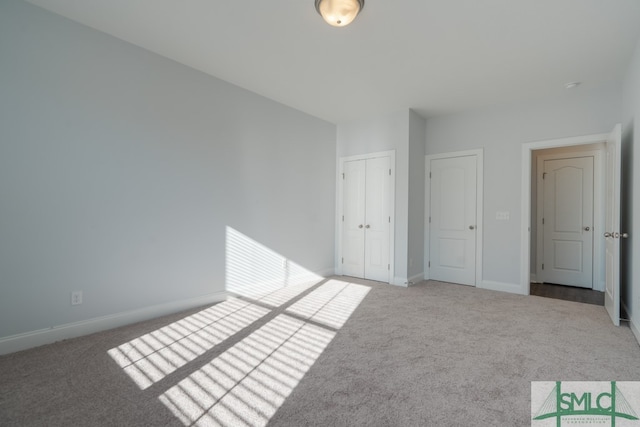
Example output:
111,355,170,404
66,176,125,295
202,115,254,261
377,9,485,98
315,0,364,27
565,81,581,89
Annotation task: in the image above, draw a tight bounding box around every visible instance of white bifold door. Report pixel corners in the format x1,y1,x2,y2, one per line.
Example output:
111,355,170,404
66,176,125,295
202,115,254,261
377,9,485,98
342,156,391,282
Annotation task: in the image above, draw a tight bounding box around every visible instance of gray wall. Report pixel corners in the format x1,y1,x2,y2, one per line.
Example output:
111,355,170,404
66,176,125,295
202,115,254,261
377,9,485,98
425,84,622,286
407,111,426,280
622,37,640,337
0,0,336,339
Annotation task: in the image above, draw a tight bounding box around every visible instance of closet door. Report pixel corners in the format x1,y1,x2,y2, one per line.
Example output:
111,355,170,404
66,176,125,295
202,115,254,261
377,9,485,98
342,159,366,278
363,156,391,282
341,156,391,282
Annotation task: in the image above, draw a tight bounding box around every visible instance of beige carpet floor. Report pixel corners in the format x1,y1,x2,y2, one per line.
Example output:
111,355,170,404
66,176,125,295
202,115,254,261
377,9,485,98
1,278,639,426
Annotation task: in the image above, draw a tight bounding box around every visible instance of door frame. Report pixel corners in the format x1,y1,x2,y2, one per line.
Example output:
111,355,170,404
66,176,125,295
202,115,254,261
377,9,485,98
520,132,610,295
336,150,396,283
424,149,484,286
535,149,604,291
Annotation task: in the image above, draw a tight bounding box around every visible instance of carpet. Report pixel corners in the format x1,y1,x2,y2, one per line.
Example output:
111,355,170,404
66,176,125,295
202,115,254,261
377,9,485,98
1,277,638,426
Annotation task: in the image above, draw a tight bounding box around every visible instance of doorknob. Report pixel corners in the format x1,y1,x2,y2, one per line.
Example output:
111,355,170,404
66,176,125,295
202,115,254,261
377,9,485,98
622,232,629,238
469,225,475,230
604,232,612,237
365,224,370,229
584,226,590,231
358,224,363,229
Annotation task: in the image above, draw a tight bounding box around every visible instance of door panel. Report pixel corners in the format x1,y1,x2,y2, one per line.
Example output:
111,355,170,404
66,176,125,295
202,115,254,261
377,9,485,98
555,167,584,232
364,156,390,282
342,160,365,278
439,167,466,231
429,156,477,286
438,238,466,268
541,157,593,288
552,240,582,271
604,124,622,326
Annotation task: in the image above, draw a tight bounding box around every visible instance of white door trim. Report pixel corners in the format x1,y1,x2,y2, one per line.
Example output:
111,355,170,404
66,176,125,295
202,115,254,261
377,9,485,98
425,149,483,286
535,149,604,291
520,132,610,295
336,150,396,283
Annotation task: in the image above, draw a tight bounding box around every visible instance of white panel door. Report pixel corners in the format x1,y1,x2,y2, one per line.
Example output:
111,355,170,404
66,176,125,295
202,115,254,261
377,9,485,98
429,156,477,286
341,156,391,282
364,156,390,282
541,157,594,288
604,124,622,326
342,160,366,278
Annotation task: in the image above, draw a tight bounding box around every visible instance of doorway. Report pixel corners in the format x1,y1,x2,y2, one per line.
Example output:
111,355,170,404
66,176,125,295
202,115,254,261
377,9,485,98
520,125,623,325
529,282,604,305
534,148,604,290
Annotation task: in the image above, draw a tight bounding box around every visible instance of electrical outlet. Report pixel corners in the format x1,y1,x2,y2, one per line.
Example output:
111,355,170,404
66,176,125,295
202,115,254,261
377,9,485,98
71,291,83,305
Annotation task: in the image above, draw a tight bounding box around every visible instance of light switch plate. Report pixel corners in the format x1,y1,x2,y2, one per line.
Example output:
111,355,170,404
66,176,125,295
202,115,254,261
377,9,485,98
496,211,510,221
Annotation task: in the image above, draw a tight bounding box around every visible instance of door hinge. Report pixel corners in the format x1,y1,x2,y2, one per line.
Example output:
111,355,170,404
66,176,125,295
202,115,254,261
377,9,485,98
389,216,391,223
429,172,432,179
541,263,544,270
342,258,344,264
542,218,545,225
542,172,547,179
429,216,431,223
389,169,391,176
342,215,344,221
428,261,431,268
388,264,390,270
342,173,345,179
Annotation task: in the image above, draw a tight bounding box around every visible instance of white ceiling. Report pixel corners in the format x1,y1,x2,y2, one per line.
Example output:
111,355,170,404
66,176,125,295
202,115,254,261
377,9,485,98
25,0,640,124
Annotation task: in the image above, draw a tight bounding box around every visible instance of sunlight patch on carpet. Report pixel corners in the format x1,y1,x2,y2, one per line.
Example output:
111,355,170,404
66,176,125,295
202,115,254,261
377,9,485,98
286,279,371,329
159,314,334,426
108,297,270,389
158,279,370,426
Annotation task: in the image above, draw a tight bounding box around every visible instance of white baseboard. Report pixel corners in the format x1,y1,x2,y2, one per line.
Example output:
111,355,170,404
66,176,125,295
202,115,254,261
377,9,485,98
479,280,525,295
317,267,337,278
630,317,640,346
0,291,228,356
406,273,425,286
390,273,425,287
391,277,409,287
621,301,640,346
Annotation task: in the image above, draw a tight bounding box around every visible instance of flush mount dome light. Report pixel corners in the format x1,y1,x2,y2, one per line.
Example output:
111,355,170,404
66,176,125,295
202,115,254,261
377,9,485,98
315,0,365,27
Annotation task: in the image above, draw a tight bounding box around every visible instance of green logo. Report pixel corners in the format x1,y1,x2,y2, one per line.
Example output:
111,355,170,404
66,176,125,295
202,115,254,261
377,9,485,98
533,381,639,427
